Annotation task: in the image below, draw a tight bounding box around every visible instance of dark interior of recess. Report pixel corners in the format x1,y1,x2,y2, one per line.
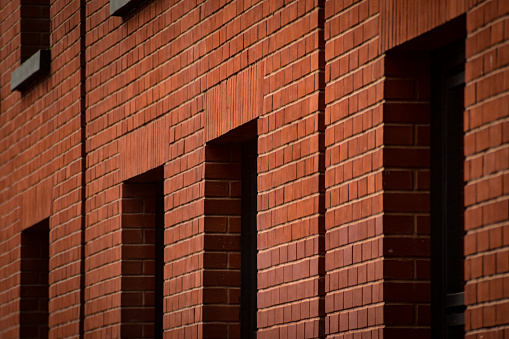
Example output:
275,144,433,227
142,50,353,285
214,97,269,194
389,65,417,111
430,38,466,339
240,138,258,339
20,219,49,339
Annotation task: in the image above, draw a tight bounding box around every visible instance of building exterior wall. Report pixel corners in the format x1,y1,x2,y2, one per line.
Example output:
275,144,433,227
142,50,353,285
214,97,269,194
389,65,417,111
0,0,507,338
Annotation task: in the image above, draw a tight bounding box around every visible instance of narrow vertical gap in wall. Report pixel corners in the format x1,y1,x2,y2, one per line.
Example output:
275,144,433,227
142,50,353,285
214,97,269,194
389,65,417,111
430,39,466,339
204,119,257,338
316,1,326,336
79,0,87,335
383,14,465,338
240,139,257,339
121,166,164,338
20,219,49,339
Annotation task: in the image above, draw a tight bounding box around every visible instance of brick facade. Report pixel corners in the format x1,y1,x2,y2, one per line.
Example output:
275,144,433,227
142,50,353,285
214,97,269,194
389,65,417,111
1,0,508,338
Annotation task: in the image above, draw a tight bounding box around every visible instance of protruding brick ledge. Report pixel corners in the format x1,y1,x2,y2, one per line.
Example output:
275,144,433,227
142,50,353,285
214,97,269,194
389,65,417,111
10,49,50,92
110,0,147,16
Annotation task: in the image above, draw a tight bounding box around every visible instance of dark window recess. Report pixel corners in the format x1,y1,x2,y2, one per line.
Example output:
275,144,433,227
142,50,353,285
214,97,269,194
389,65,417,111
20,219,49,339
121,166,164,338
11,0,50,91
430,40,466,339
110,0,149,16
240,139,258,339
20,0,50,62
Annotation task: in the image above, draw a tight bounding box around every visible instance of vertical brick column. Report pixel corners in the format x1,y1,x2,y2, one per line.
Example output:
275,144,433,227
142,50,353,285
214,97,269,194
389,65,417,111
382,52,432,337
202,143,242,338
257,1,326,337
464,2,509,337
324,0,383,337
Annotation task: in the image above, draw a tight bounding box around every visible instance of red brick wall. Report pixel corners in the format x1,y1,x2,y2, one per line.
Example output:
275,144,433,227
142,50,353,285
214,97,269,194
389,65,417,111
0,0,85,337
1,0,509,338
324,0,383,337
464,1,509,337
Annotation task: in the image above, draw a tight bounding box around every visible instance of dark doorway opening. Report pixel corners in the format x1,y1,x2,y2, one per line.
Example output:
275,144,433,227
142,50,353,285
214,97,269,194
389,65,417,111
20,219,49,339
430,40,466,339
240,138,258,339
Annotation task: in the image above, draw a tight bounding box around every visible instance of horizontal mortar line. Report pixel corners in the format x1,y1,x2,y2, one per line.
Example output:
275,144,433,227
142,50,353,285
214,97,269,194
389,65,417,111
325,121,383,153
466,325,509,336
257,147,324,175
257,189,323,210
256,224,325,243
0,204,20,222
86,78,206,140
465,270,509,283
261,10,326,58
87,0,262,68
84,181,122,205
324,213,382,232
48,303,82,319
465,63,509,86
0,98,82,167
464,142,509,162
257,145,325,170
83,221,123,244
466,298,509,311
262,42,324,80
257,100,325,141
256,218,326,236
1,147,80,195
326,148,384,181
85,192,120,214
464,243,509,260
324,257,384,273
0,66,81,134
87,1,273,109
326,77,385,109
256,253,325,270
464,191,509,211
165,196,204,209
86,116,204,163
464,218,509,235
465,88,509,111
326,33,380,67
264,65,323,96
83,275,122,294
465,39,509,68
466,13,509,40
464,115,509,138
324,209,384,229
326,0,379,24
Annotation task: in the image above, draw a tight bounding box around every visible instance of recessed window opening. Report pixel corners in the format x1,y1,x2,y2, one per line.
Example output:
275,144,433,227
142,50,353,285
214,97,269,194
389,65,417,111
122,166,164,338
204,120,258,338
20,218,49,339
20,0,50,62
